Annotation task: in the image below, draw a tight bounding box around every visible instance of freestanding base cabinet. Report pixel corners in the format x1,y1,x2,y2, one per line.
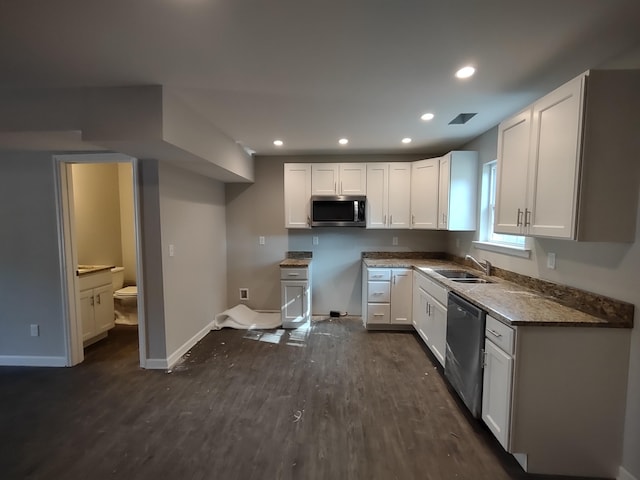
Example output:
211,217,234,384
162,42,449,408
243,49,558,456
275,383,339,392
280,265,311,328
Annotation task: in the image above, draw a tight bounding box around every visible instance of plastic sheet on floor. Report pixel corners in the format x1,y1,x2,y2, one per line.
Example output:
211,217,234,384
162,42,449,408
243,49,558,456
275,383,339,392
243,320,311,347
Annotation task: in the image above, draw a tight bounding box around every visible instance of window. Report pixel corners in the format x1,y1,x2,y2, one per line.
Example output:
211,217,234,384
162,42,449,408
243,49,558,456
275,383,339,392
473,160,530,257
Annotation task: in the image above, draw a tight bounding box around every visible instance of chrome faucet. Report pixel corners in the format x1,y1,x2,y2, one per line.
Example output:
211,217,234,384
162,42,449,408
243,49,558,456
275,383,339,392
465,255,492,276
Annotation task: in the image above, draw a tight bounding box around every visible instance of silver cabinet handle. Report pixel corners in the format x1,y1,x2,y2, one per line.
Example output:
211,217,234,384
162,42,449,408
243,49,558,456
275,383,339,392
287,272,300,277
307,215,311,227
383,214,387,226
90,296,94,306
524,208,531,227
390,214,393,225
412,214,415,225
372,292,384,296
487,328,502,338
517,208,523,226
373,313,385,317
96,294,101,304
482,349,488,368
340,181,343,194
335,181,337,193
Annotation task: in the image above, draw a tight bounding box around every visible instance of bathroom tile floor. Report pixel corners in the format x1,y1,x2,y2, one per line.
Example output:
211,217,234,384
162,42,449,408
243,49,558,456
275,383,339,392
0,321,604,480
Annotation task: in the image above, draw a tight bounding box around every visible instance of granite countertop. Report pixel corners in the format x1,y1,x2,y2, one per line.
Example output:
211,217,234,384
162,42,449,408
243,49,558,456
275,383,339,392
280,251,312,268
363,257,632,329
280,258,312,267
77,265,114,276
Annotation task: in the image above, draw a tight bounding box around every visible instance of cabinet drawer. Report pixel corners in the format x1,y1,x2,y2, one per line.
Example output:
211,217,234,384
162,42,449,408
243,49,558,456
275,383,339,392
414,271,448,306
367,303,390,324
367,268,391,281
280,267,308,280
367,281,390,302
486,315,515,355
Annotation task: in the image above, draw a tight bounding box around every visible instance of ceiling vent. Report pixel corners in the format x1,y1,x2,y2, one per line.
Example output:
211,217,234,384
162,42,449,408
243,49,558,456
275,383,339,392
449,113,477,125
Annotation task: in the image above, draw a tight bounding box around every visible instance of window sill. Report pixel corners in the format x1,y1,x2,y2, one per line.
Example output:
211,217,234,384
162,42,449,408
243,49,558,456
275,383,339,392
472,240,531,259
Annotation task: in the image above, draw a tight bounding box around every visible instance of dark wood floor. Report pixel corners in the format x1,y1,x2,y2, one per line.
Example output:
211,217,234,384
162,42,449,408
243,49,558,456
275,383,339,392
0,320,604,480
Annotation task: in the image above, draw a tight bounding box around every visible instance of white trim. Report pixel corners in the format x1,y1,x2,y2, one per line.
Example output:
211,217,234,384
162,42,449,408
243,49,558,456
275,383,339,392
145,320,216,370
473,240,531,258
0,356,67,367
144,358,170,370
54,153,147,369
618,466,639,480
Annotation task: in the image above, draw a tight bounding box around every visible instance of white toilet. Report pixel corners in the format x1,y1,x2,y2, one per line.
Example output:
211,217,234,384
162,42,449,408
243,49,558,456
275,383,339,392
111,267,138,325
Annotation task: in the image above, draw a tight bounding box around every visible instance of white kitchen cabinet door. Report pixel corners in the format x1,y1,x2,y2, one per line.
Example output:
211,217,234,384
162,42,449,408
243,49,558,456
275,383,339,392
527,75,583,239
366,163,389,228
390,268,412,324
495,109,532,235
428,298,447,366
311,163,339,195
437,155,451,230
411,158,439,229
339,163,367,195
281,280,309,325
284,163,311,228
482,339,514,450
388,163,411,228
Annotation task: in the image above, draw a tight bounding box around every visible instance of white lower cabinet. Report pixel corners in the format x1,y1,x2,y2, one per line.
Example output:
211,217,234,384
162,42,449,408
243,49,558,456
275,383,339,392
479,315,630,478
78,270,114,344
363,267,412,327
412,270,447,366
481,316,514,450
280,266,311,328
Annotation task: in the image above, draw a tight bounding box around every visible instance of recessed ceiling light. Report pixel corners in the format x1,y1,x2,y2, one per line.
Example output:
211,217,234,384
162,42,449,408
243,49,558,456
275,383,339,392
402,137,412,144
420,113,435,121
273,139,284,146
338,138,349,145
455,65,476,79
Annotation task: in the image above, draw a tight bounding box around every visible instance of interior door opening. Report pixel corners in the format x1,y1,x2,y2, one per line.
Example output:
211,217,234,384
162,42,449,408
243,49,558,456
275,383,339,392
55,153,147,368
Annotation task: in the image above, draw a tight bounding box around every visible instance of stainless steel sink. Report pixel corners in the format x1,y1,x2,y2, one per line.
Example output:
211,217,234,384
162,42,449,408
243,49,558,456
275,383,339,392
450,278,494,284
433,269,480,279
433,269,495,284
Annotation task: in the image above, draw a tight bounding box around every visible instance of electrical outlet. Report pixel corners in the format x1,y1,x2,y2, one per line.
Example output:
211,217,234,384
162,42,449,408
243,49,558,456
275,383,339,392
313,236,319,245
30,324,39,337
259,236,265,245
547,252,556,269
239,288,249,300
392,236,398,246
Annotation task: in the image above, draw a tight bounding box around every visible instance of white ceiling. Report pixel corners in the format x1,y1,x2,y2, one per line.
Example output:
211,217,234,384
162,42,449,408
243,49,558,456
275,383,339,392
1,0,640,156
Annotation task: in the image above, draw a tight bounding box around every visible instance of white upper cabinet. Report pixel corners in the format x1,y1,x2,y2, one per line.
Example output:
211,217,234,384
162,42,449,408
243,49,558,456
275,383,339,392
495,70,640,241
495,110,532,235
410,158,439,229
438,151,478,231
284,163,311,229
388,163,412,228
366,163,411,229
311,163,366,195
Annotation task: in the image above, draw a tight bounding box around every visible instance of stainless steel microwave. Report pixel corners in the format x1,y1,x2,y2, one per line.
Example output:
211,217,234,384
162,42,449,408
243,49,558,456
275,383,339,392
311,195,366,227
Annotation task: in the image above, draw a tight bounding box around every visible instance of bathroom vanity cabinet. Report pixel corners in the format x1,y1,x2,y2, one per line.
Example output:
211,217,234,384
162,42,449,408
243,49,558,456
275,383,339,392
78,269,114,345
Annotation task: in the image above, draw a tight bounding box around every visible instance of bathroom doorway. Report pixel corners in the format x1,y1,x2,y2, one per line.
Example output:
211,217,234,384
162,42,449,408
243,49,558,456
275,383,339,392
55,153,147,368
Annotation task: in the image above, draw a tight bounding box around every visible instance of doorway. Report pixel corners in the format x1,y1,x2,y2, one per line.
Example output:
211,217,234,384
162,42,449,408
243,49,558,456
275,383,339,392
55,153,147,368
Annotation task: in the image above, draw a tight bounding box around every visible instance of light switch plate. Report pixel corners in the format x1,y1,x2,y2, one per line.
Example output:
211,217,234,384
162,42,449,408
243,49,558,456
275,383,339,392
169,244,175,257
259,236,265,245
30,324,39,337
313,236,319,245
547,252,556,269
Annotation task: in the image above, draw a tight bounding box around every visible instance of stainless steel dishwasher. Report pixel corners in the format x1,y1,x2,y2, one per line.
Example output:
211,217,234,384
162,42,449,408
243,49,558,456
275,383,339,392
444,292,486,418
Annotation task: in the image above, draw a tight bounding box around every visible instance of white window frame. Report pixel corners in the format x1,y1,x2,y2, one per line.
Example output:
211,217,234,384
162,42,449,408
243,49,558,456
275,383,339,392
473,160,531,258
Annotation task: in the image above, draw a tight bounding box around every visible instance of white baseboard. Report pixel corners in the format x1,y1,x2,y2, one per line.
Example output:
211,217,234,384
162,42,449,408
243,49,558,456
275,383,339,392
143,320,215,370
619,466,639,480
0,355,67,367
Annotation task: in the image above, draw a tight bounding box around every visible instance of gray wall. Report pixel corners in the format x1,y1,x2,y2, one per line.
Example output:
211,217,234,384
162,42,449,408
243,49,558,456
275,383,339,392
453,124,640,479
225,154,448,315
158,162,228,356
0,151,65,359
